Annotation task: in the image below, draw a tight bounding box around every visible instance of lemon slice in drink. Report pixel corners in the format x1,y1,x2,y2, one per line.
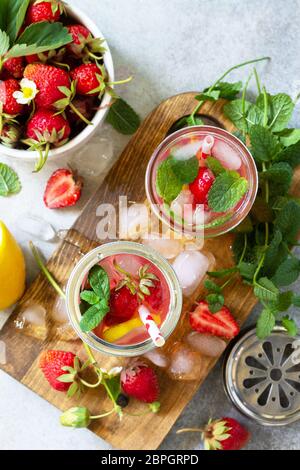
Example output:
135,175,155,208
0,221,25,310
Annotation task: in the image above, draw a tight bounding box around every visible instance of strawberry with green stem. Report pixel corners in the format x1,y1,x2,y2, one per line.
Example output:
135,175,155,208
1,122,21,148
23,108,71,172
0,79,24,133
26,0,65,25
67,24,106,61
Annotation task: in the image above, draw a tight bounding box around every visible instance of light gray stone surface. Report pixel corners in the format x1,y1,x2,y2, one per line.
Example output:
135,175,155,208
0,0,300,450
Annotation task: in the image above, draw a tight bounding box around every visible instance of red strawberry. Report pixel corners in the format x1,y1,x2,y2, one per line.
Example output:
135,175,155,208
66,96,94,125
189,301,240,339
121,361,159,403
70,63,105,96
178,417,250,450
105,286,139,326
0,79,24,115
43,168,83,209
189,167,215,205
24,63,70,109
3,57,25,79
67,24,105,60
39,350,77,392
25,109,71,171
146,280,163,310
26,0,64,24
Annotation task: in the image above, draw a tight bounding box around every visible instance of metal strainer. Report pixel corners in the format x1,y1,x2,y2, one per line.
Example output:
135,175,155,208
223,326,300,426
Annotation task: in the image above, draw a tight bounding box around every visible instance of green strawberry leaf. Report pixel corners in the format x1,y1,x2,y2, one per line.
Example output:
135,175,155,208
7,21,72,58
106,98,141,135
80,290,100,305
80,299,110,333
0,163,21,196
281,316,298,336
256,308,276,339
6,0,30,44
156,157,183,204
0,30,10,56
254,277,279,302
88,265,110,300
208,171,248,213
206,156,226,176
169,155,199,184
249,125,281,162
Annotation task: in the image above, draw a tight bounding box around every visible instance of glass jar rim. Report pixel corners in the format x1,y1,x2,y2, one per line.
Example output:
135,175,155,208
145,125,258,238
66,241,183,357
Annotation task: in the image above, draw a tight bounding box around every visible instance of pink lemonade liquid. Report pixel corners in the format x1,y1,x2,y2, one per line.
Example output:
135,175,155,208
157,132,248,227
80,254,170,346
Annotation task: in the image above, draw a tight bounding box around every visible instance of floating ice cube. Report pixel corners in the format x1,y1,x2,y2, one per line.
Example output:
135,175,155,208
185,332,227,357
144,349,169,368
172,250,210,296
22,304,46,327
193,206,212,226
172,141,203,160
51,296,68,324
167,343,203,381
142,233,182,260
212,139,242,170
170,189,194,225
0,341,6,365
16,214,56,241
119,203,149,240
202,135,215,155
115,254,144,276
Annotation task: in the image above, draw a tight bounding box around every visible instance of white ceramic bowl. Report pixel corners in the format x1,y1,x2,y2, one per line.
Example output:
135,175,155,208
0,2,114,162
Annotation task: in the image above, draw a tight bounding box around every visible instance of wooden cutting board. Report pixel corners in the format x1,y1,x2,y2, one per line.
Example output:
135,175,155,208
1,94,299,450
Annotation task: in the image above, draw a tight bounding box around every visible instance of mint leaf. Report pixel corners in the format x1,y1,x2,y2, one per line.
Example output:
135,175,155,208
206,293,224,313
278,128,300,147
208,171,248,213
7,22,72,58
6,0,30,43
0,163,21,196
206,156,226,176
275,140,300,168
274,200,300,243
293,295,300,308
80,290,100,305
264,230,287,277
273,258,300,287
238,261,257,281
281,316,298,336
208,267,238,278
260,162,293,194
79,299,109,333
249,125,281,162
169,155,199,184
106,98,140,135
186,115,204,126
270,291,293,312
254,277,279,302
156,158,182,204
195,90,220,102
246,105,264,128
0,30,10,56
209,81,242,100
269,94,294,133
204,279,222,294
170,115,204,133
224,99,251,132
256,308,276,339
88,265,110,300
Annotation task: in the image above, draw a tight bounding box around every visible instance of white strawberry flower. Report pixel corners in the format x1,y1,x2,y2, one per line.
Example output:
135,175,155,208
13,78,38,104
100,366,122,378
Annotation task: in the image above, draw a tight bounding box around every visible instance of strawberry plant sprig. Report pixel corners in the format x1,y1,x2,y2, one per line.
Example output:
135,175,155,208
187,58,300,339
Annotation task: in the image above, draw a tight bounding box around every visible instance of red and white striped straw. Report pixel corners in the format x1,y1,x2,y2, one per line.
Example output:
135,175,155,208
138,305,165,348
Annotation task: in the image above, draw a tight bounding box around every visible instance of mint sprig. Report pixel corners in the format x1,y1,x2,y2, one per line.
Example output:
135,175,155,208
188,58,300,338
208,171,248,213
80,265,110,333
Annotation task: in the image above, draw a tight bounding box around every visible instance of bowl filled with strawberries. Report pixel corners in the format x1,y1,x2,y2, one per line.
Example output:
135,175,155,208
0,0,115,171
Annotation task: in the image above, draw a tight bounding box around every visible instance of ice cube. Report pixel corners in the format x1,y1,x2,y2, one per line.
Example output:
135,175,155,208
22,304,46,327
142,233,182,260
0,341,6,365
170,189,194,225
193,206,212,225
115,254,144,276
16,214,56,241
172,141,203,160
143,349,169,368
51,296,68,324
167,343,203,381
75,132,114,178
202,135,215,155
119,203,149,240
185,332,227,357
212,139,242,170
172,250,210,296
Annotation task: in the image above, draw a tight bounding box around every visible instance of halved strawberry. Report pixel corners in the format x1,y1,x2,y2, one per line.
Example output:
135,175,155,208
189,301,239,339
43,168,83,209
189,167,215,205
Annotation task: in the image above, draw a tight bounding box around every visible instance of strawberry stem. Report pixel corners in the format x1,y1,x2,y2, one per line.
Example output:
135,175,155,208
107,76,133,87
33,142,50,173
79,373,103,388
69,101,93,126
29,241,66,299
83,342,97,364
176,427,204,434
90,408,116,419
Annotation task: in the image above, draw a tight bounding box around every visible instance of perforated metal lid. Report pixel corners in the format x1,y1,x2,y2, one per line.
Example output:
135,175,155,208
223,326,300,426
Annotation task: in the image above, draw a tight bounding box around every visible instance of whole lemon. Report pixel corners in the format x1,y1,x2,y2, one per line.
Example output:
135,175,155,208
0,221,26,310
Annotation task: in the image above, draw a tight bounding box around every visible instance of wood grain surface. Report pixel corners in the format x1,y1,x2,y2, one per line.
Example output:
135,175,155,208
1,94,299,450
